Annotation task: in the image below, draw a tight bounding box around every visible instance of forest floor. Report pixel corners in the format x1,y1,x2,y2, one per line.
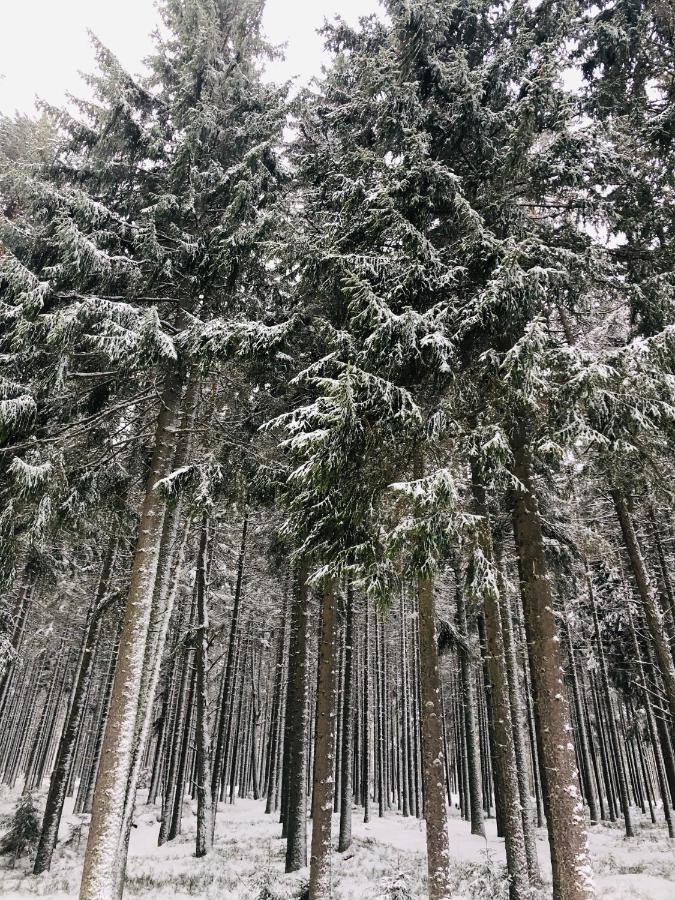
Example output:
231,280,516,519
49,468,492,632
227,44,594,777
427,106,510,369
0,785,674,899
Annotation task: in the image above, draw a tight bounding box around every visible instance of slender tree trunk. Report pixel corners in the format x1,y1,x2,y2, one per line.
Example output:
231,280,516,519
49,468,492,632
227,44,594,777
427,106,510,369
627,604,674,837
417,574,452,900
309,578,338,899
195,512,213,856
285,559,309,873
495,547,541,881
612,489,675,725
34,541,117,874
338,583,354,852
362,595,371,823
266,587,288,814
455,571,485,837
210,513,248,822
587,565,633,837
511,431,594,900
562,602,600,826
471,473,529,899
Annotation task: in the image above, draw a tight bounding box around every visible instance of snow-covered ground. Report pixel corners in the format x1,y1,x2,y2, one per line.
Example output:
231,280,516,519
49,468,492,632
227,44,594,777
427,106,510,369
1,785,674,899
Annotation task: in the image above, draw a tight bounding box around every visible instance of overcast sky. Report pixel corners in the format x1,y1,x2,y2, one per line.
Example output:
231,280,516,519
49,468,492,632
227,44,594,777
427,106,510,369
0,0,382,116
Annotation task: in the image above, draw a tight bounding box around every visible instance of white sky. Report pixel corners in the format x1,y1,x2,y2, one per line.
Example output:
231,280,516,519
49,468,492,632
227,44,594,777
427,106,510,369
0,0,382,116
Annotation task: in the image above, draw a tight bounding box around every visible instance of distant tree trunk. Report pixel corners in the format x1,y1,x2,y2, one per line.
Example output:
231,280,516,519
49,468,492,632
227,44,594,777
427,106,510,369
375,608,386,817
195,512,213,856
649,506,675,638
362,595,371,822
495,547,541,881
285,558,309,873
455,569,485,837
471,472,529,899
168,660,196,841
511,430,594,900
587,565,633,837
626,604,674,837
562,600,600,826
400,590,411,818
338,583,355,852
266,585,288,814
78,631,120,816
309,578,338,899
210,512,248,821
0,578,36,716
417,573,452,900
612,489,675,724
33,540,117,874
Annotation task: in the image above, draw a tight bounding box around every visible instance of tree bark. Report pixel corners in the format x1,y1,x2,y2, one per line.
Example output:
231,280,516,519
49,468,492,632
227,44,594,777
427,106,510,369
587,565,633,837
309,577,338,899
455,569,485,837
417,574,452,900
338,583,354,852
511,431,594,900
211,512,248,821
471,473,530,899
285,558,309,873
79,368,184,900
34,540,117,874
612,489,675,726
194,512,213,856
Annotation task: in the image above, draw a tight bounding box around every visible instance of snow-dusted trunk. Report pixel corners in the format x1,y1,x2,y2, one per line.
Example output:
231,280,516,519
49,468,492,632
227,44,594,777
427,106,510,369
611,489,675,725
337,583,354,852
195,512,213,856
77,632,120,816
211,513,248,819
375,608,386,817
562,604,600,826
511,434,594,900
265,589,288,815
284,558,309,872
116,375,200,878
400,590,411,818
308,577,338,899
114,523,190,894
472,475,529,900
626,604,674,838
362,595,371,822
649,507,675,636
587,566,633,837
79,369,183,900
417,574,452,900
455,574,485,837
158,610,191,846
0,578,35,717
34,540,117,874
590,672,616,822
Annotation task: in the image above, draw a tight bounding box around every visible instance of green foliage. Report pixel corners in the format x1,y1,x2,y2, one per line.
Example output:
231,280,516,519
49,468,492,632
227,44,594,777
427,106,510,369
0,793,41,865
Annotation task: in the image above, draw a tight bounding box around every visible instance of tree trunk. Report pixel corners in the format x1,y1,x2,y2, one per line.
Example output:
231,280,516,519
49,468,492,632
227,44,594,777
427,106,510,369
471,473,529,899
511,431,594,900
562,602,600,826
308,578,338,899
587,565,633,837
337,583,354,852
194,512,213,856
455,571,485,837
285,558,309,872
417,574,452,900
210,513,248,821
34,540,117,874
612,489,675,725
78,369,184,900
